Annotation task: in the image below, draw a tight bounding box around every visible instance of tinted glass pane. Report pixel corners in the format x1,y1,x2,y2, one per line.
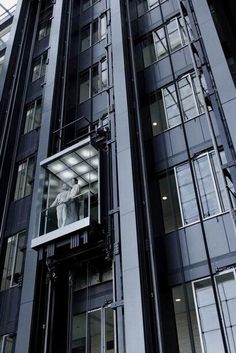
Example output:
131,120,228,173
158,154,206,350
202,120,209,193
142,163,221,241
4,336,14,353
105,309,114,353
14,161,27,200
92,65,99,95
12,232,26,286
159,171,182,233
101,60,107,89
100,15,106,39
178,76,197,120
24,103,35,134
72,313,86,353
194,155,219,217
167,19,182,51
163,84,181,128
142,34,155,68
1,236,16,290
24,158,35,197
88,311,101,353
153,28,167,60
80,71,90,102
149,92,167,135
176,164,199,224
92,20,99,43
81,26,90,51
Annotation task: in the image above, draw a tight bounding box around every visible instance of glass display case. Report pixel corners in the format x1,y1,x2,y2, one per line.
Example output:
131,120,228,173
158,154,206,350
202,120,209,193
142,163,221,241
32,137,99,248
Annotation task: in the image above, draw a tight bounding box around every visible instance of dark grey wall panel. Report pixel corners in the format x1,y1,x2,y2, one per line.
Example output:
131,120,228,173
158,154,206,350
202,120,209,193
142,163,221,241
16,130,39,162
0,287,21,336
5,197,31,237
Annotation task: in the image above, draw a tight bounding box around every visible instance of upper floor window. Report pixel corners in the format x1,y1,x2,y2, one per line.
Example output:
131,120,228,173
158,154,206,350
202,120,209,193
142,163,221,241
0,335,14,353
80,14,106,52
141,16,193,68
31,52,47,82
81,0,99,12
14,157,35,201
0,24,11,51
79,58,108,103
24,98,42,134
146,72,206,135
0,231,27,291
37,19,51,41
137,0,166,16
159,151,234,233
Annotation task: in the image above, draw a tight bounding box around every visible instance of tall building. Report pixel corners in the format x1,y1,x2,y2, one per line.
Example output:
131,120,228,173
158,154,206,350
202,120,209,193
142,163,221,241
1,0,236,352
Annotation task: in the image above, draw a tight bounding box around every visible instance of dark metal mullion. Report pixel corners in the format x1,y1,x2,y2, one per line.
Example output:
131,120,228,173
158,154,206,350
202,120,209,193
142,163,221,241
176,2,231,353
158,3,200,353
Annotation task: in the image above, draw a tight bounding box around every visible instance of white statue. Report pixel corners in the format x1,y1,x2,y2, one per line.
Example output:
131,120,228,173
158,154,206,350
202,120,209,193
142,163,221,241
67,178,80,224
50,179,80,228
50,183,71,228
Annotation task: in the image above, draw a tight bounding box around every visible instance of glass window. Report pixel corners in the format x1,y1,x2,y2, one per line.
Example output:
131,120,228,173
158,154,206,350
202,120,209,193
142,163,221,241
0,335,14,353
146,72,207,135
193,272,236,353
137,0,165,16
159,151,233,233
81,25,90,52
140,16,193,68
79,58,107,103
38,19,51,41
79,71,90,103
80,15,106,52
153,27,167,60
1,231,27,291
31,53,47,82
172,284,202,353
72,308,114,353
14,157,35,201
24,99,42,134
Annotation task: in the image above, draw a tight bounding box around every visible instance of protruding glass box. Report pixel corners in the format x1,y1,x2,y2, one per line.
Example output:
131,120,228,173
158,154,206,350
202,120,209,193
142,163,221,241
31,137,99,248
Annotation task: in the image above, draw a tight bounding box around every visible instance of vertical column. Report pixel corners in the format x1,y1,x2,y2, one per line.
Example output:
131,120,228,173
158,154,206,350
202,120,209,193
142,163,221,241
14,2,64,352
110,2,146,353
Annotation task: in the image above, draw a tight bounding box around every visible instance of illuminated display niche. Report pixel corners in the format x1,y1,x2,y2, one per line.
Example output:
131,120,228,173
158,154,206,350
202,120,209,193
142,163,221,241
32,137,99,248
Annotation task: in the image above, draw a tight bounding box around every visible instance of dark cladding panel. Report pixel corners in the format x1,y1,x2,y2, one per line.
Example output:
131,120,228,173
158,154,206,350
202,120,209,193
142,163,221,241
0,287,21,336
5,197,31,237
16,130,39,162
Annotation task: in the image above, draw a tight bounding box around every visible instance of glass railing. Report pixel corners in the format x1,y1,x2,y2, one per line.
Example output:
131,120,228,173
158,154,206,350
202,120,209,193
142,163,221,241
40,191,98,235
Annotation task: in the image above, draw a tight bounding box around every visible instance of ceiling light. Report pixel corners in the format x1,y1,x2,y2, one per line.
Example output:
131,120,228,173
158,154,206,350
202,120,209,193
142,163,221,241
175,298,181,302
73,163,91,174
48,161,66,173
63,154,81,166
78,145,97,159
83,172,98,183
162,196,168,200
58,170,77,181
153,122,158,126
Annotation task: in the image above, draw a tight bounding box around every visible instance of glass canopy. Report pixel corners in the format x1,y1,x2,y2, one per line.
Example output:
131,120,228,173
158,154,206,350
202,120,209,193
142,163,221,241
0,0,17,22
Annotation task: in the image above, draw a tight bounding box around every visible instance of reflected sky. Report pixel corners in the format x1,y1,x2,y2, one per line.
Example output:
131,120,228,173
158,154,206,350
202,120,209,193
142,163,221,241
0,0,17,21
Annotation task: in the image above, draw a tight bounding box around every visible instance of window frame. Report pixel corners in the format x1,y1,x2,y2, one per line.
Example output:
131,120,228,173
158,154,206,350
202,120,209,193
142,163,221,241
23,98,42,134
37,18,51,41
14,157,35,201
0,334,14,353
80,13,107,52
81,0,100,12
160,150,232,233
0,231,27,291
192,269,236,353
31,52,47,82
79,57,108,103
